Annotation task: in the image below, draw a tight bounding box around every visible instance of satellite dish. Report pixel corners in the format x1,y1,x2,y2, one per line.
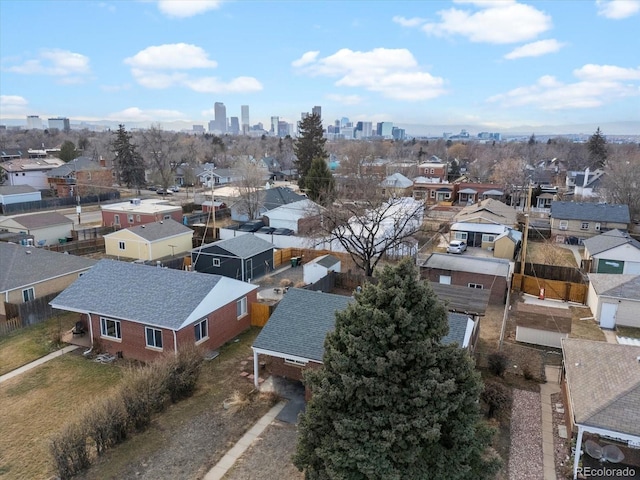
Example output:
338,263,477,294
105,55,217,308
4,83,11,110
602,444,625,463
584,440,603,460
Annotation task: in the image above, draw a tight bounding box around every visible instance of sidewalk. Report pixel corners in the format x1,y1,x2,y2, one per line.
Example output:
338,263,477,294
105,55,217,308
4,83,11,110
0,345,79,384
541,365,561,480
203,401,287,480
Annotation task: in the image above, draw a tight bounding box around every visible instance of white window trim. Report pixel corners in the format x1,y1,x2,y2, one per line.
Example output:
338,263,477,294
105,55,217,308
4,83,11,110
100,317,122,341
468,283,484,289
22,287,35,302
194,318,208,344
145,326,163,350
581,222,589,230
454,231,468,240
559,220,568,230
212,258,221,267
284,357,307,367
237,296,248,319
118,241,125,250
482,234,496,243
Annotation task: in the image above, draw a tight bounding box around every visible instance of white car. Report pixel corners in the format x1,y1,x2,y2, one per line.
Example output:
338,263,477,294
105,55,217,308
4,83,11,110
170,185,180,192
447,240,467,254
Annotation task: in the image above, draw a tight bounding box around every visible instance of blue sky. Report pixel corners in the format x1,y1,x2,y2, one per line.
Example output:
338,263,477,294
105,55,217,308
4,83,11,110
1,0,639,133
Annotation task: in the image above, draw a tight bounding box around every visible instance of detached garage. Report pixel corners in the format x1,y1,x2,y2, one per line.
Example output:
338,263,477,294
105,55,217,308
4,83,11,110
586,274,640,329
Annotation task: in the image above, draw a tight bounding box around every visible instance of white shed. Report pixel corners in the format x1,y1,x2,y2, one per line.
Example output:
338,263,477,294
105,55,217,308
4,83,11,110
303,254,341,285
0,185,42,205
586,273,640,329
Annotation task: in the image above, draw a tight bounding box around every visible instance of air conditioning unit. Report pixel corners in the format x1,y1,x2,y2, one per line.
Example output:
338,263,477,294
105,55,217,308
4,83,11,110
559,225,567,230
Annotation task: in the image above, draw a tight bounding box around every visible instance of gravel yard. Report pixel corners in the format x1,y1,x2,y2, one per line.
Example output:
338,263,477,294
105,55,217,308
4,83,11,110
509,389,543,480
551,392,572,479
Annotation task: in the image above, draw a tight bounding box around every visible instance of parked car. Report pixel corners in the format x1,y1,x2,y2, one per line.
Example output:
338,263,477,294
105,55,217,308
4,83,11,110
148,185,159,191
157,188,173,195
447,240,467,254
272,228,294,236
170,185,180,192
238,220,265,232
256,226,276,234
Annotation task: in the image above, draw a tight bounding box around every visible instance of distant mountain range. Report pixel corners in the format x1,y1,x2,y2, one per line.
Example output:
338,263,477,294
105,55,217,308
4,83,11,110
2,118,638,138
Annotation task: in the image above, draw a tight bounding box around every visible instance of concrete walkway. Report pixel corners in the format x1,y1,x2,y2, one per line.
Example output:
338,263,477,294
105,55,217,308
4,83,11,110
203,401,287,480
602,329,618,344
541,365,562,480
0,345,79,384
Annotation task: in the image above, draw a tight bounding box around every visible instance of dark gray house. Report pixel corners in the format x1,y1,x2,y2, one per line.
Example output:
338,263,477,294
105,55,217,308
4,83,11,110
191,234,274,282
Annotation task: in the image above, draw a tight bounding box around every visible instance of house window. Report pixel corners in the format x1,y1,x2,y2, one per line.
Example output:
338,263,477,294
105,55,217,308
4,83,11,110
482,234,496,243
114,214,120,225
581,222,589,230
559,220,568,230
128,214,134,224
118,241,125,250
164,215,171,220
22,287,35,302
237,297,248,318
145,327,163,349
100,317,122,340
595,223,601,231
468,283,484,289
212,258,221,267
444,193,451,199
136,215,141,222
194,318,208,343
454,232,468,240
430,190,436,198
284,358,307,367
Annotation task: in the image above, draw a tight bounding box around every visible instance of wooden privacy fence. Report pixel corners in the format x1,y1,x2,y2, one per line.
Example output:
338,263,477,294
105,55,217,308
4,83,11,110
512,273,587,304
251,303,273,327
515,262,586,284
45,237,105,255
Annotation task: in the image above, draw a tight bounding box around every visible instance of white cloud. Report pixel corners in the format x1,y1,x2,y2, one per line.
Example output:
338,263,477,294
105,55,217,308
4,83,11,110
125,44,217,70
291,51,319,67
504,39,565,59
392,16,427,27
157,0,222,18
5,49,91,80
487,64,640,110
596,0,640,19
125,43,262,93
0,95,29,116
293,48,447,101
107,107,186,122
326,93,363,105
422,2,552,44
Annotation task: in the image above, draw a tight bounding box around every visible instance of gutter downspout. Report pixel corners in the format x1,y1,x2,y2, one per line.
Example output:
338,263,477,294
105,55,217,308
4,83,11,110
253,348,259,388
84,311,94,355
173,330,178,357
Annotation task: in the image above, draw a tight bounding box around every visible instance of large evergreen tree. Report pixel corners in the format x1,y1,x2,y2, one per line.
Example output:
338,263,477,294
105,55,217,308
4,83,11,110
111,124,145,190
587,127,608,169
305,157,335,206
58,140,79,162
294,113,327,190
294,259,501,480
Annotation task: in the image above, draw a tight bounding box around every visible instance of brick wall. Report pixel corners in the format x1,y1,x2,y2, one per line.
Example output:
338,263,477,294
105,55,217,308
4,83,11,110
90,290,257,362
422,268,508,304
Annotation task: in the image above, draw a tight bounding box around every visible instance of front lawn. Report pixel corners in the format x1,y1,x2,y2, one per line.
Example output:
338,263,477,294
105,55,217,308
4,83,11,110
0,313,78,376
0,353,123,479
526,241,578,267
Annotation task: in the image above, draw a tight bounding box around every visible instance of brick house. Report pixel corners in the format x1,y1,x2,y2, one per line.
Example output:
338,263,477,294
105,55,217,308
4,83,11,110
420,253,511,304
50,260,257,362
101,198,183,229
417,157,448,181
47,156,113,197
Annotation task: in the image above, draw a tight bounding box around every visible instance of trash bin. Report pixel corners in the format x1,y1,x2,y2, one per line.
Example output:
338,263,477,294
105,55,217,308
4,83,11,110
290,257,299,267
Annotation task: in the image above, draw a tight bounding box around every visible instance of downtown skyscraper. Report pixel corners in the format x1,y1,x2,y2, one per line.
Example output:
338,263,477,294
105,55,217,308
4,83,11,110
213,102,227,133
241,105,249,134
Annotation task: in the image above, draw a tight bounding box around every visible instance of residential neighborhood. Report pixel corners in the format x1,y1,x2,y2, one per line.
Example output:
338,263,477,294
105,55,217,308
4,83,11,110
1,122,640,480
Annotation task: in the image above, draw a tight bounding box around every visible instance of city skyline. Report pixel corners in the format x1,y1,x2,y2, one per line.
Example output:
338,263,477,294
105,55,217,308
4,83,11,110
1,1,639,134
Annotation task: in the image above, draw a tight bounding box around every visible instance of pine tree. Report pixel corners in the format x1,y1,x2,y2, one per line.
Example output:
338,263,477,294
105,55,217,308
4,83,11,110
294,113,327,190
111,125,145,189
305,157,335,205
294,259,501,480
587,127,608,168
58,141,79,162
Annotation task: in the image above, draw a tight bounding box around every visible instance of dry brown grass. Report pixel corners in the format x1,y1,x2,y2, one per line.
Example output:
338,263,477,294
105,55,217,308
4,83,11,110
0,313,78,376
0,354,123,479
569,306,606,341
616,326,640,339
526,242,578,266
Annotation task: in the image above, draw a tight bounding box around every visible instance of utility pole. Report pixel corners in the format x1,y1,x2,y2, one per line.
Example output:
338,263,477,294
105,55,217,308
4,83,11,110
519,183,533,280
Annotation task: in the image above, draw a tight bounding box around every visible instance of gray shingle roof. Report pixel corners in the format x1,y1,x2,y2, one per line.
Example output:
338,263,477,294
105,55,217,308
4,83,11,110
252,288,354,362
47,156,105,177
441,312,472,347
422,253,511,277
0,242,96,292
429,283,490,316
582,229,640,255
0,185,38,195
261,187,306,211
50,259,257,330
551,201,630,223
2,211,72,229
199,234,273,258
313,254,340,269
588,273,640,301
562,338,640,436
124,219,193,242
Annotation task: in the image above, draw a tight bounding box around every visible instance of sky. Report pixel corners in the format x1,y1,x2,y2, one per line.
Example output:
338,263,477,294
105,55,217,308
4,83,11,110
1,0,639,134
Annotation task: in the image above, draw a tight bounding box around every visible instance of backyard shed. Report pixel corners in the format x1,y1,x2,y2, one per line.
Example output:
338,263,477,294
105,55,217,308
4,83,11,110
514,302,571,348
303,254,341,285
586,273,640,329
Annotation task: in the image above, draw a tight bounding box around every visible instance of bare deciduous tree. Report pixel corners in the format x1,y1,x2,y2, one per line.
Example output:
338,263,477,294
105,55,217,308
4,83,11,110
137,125,181,190
234,158,269,221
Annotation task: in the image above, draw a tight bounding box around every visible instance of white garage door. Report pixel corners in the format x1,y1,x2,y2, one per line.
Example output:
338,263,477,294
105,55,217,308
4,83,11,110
600,302,618,329
624,261,640,274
